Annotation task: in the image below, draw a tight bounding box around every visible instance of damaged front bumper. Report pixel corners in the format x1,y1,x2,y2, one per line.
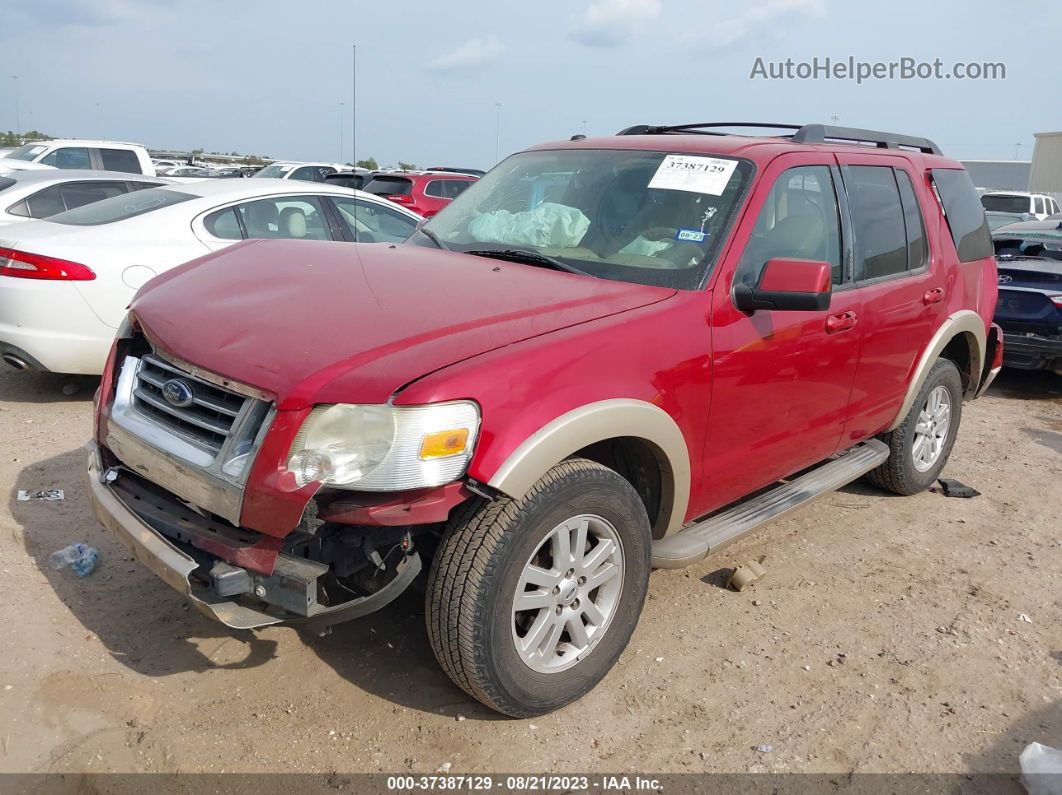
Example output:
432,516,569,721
85,442,421,630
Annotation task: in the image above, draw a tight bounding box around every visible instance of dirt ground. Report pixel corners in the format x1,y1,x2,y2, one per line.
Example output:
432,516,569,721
0,367,1059,778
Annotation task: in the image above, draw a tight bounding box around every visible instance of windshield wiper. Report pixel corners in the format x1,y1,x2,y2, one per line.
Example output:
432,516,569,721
418,226,450,251
465,247,586,275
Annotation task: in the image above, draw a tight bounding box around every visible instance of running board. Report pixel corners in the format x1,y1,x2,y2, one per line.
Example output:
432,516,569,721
651,439,889,569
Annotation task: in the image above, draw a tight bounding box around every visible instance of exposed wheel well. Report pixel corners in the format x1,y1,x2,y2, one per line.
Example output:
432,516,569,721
573,437,670,539
941,332,976,395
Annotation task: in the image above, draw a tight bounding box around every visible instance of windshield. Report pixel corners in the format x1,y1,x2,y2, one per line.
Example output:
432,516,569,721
5,144,49,162
421,148,754,289
254,164,295,178
48,187,196,226
981,195,1029,213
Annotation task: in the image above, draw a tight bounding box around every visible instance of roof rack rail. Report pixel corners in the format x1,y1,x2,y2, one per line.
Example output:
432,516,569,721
617,122,942,155
791,124,941,155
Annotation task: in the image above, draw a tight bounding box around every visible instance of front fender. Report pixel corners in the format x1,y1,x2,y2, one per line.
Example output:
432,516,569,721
486,399,691,537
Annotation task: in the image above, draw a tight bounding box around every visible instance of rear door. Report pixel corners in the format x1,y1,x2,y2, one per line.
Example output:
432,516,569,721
701,155,862,512
833,154,943,443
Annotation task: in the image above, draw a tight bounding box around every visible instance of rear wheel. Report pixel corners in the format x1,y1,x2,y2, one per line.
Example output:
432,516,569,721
867,357,963,495
426,458,651,717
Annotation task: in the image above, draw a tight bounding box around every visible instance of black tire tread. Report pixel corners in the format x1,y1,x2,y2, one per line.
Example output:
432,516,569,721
426,458,633,716
866,357,961,495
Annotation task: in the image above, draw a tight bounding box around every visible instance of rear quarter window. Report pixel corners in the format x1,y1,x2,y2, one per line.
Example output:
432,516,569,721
100,148,142,174
932,169,993,262
48,187,196,226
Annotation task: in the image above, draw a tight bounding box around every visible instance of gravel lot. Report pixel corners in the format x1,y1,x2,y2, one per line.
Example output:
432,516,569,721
0,367,1059,778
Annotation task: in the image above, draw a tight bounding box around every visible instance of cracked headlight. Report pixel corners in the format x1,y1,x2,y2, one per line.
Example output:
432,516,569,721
287,401,480,490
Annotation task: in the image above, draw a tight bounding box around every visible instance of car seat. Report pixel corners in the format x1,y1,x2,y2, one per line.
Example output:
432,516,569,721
279,207,308,239
244,202,279,238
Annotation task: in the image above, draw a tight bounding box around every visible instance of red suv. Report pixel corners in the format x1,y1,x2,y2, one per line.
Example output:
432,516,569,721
363,171,477,217
87,123,1001,718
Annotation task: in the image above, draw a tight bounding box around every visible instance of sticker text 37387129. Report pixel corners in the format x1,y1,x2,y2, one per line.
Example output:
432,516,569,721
648,155,738,196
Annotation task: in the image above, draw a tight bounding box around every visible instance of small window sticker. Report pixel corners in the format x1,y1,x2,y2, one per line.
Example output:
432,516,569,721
649,155,738,196
675,228,707,242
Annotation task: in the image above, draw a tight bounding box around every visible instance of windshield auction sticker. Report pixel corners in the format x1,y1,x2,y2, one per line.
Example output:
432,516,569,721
648,154,738,195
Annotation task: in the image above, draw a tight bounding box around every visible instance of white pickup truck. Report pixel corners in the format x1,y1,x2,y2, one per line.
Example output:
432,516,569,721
0,140,156,177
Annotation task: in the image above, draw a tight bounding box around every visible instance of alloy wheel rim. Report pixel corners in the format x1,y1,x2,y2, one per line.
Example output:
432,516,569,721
511,514,624,674
912,385,952,472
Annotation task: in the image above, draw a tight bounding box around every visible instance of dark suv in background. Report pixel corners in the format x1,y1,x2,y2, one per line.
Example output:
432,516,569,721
992,219,1062,373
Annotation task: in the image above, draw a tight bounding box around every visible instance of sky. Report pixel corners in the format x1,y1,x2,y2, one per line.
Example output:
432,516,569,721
1,0,1058,168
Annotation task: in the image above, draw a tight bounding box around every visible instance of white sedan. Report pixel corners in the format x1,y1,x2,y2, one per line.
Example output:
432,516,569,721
0,179,423,375
0,169,168,226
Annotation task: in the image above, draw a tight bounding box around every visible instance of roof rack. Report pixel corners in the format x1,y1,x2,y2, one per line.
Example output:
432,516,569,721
616,122,942,155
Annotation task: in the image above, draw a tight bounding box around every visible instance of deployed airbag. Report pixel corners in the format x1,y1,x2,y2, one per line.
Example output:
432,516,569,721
468,202,590,248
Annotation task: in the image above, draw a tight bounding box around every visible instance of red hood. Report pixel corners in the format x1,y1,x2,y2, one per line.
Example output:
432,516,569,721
131,240,675,409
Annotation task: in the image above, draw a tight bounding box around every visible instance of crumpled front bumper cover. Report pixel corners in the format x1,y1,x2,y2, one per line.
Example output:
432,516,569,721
85,442,421,630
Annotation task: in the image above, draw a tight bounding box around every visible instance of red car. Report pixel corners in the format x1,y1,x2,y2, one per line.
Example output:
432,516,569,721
362,171,477,217
88,122,1001,717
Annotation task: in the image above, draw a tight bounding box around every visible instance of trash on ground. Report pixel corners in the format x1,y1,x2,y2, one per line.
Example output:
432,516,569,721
754,744,774,753
935,478,981,498
47,544,100,577
1020,742,1062,795
727,556,767,592
1020,614,1033,624
17,489,64,502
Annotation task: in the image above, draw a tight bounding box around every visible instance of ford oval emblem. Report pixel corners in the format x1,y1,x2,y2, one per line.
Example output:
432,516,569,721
161,378,194,408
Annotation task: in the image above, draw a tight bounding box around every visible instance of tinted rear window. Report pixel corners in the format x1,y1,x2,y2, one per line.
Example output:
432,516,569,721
48,187,196,226
933,170,993,262
981,194,1029,214
100,148,142,173
364,176,413,196
0,177,15,192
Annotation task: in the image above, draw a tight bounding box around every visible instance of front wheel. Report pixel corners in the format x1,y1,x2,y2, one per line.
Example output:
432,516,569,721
426,458,651,717
866,357,963,495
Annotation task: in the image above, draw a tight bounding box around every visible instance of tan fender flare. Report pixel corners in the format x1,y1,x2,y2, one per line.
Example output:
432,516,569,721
487,399,691,537
887,309,986,432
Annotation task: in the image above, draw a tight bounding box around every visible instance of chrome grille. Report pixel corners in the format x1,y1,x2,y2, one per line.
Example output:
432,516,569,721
132,355,249,455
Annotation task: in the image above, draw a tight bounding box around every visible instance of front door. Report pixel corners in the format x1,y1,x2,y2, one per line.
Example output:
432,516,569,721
698,156,862,516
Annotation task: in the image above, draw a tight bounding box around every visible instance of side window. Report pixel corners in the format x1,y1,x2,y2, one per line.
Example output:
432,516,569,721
930,169,993,262
894,170,927,270
100,148,142,174
39,147,92,169
1034,196,1045,215
58,181,128,211
843,166,908,280
737,165,843,286
330,197,419,243
424,180,446,198
447,179,473,199
290,166,332,183
235,196,331,240
127,181,164,192
203,207,244,240
8,186,66,218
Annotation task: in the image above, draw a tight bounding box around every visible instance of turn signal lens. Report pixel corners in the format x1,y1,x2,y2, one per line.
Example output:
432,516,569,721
419,428,470,460
0,247,96,281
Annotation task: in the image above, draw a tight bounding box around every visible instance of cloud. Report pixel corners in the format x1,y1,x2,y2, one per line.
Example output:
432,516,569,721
689,0,825,51
571,0,663,47
427,35,505,72
1,0,176,40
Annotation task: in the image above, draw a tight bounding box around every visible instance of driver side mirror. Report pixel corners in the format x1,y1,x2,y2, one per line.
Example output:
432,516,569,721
733,258,832,313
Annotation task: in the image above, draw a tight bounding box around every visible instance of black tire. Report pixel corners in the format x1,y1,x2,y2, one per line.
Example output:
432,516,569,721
426,458,651,717
866,357,963,495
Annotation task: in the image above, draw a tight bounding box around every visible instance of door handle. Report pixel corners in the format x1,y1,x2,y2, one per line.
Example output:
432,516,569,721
923,287,945,305
826,311,858,334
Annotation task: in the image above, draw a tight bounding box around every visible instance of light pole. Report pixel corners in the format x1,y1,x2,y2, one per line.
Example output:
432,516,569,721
494,101,503,164
339,101,345,163
11,75,20,138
